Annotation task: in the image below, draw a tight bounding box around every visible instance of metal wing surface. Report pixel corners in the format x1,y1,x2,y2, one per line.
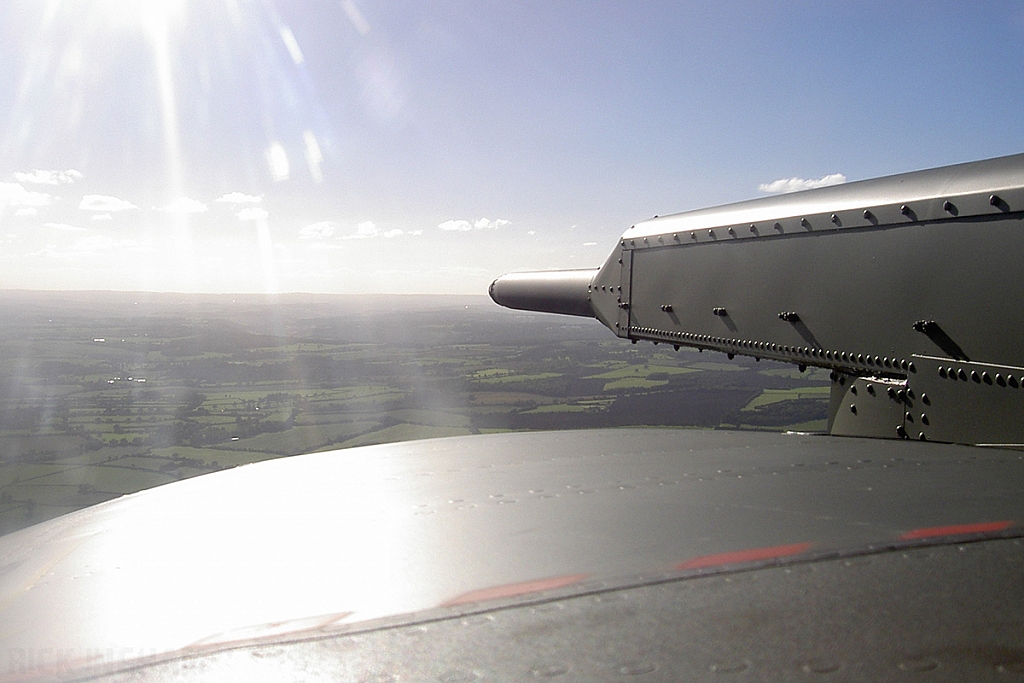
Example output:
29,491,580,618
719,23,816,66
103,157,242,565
2,428,1023,681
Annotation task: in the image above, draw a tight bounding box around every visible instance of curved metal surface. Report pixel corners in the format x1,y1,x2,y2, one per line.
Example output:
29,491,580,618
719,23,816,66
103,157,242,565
488,269,597,317
622,152,1024,241
2,429,1023,681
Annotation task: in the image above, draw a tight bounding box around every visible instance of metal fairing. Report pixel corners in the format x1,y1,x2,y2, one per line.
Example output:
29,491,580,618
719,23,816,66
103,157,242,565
3,429,1024,681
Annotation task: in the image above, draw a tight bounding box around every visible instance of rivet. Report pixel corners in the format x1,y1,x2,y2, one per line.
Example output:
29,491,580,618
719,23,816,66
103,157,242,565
982,371,992,384
708,229,715,238
997,374,1006,387
801,217,811,229
800,659,840,675
774,222,783,232
850,404,857,414
958,368,968,381
863,209,873,220
530,664,569,678
798,364,806,372
713,307,727,316
728,227,736,237
919,432,927,440
883,357,892,368
643,237,648,244
922,393,930,405
908,362,916,373
990,194,1001,206
901,204,912,216
898,659,939,673
896,425,907,438
939,367,947,378
887,387,897,399
1013,376,1021,388
749,224,758,234
971,370,981,383
690,232,697,240
867,384,875,395
921,414,929,425
728,353,735,360
673,233,679,241
943,200,956,213
618,662,657,676
657,236,663,243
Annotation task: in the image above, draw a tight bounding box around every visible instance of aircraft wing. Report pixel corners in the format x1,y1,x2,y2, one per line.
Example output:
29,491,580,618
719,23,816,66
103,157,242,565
3,428,1024,681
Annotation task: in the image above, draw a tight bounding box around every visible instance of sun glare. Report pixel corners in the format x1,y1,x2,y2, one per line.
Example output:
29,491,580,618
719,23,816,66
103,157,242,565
79,0,190,32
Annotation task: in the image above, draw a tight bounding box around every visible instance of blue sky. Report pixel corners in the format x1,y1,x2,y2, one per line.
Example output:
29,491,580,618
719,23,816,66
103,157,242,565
1,0,1022,293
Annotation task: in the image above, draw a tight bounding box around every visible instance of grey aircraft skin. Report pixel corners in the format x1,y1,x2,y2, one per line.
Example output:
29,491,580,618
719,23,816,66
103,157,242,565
3,155,1024,682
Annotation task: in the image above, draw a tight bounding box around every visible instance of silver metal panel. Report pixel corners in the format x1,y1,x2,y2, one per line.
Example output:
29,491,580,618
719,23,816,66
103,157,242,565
906,355,1024,445
829,375,907,439
626,215,1024,372
3,429,1024,681
623,153,1024,242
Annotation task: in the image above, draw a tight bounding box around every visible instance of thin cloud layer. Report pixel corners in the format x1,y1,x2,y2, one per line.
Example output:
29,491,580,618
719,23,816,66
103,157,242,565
160,197,208,214
15,169,82,185
299,222,335,239
438,217,511,231
216,192,262,204
343,221,403,239
80,195,137,212
1,182,53,209
758,173,846,194
44,222,87,232
237,207,269,221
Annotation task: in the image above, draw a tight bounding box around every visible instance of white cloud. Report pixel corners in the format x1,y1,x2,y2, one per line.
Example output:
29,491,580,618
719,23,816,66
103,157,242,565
1,182,53,208
438,219,471,232
758,173,846,194
237,207,269,221
527,230,536,235
160,197,208,214
15,169,82,185
44,222,87,232
299,221,335,239
80,195,137,212
343,221,403,239
91,213,112,221
216,192,262,204
583,242,597,246
440,217,510,231
15,207,37,216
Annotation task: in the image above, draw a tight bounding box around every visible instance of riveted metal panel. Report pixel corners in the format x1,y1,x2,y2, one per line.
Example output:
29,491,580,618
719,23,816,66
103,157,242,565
829,374,907,439
905,355,1024,445
617,247,632,336
626,214,1024,373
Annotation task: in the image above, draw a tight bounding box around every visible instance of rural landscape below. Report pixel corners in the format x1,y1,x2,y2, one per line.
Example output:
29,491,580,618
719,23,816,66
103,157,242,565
0,290,831,536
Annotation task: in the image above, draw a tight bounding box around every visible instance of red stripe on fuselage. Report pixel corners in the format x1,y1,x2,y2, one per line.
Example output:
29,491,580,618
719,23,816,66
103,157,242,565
675,542,813,570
